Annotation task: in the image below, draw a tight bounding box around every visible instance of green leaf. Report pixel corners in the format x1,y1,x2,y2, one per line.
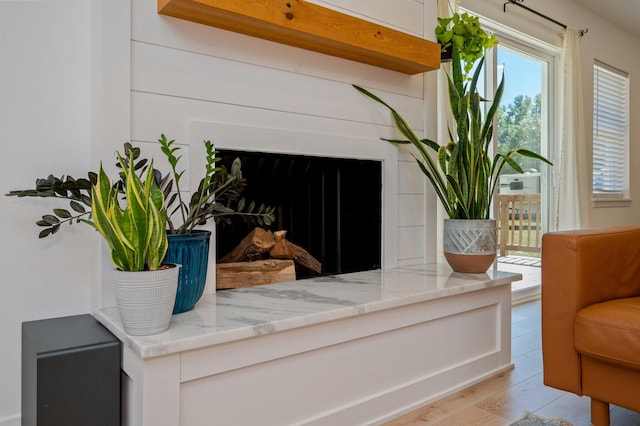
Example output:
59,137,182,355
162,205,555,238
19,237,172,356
38,228,54,238
437,17,452,27
166,193,178,208
91,161,135,271
53,208,71,218
88,172,98,185
42,215,60,225
380,138,411,145
452,34,464,50
231,157,242,177
53,188,68,197
76,178,93,190
70,201,86,213
35,181,53,191
354,84,451,215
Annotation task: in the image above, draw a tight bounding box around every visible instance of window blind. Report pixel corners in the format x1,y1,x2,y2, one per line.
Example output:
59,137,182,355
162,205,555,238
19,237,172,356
593,61,629,197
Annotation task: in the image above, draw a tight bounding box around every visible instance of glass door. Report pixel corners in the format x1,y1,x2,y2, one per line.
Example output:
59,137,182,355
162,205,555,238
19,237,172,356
486,38,556,293
496,46,548,257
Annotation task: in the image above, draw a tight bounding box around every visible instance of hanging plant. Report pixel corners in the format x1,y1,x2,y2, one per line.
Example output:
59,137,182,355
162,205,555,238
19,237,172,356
435,12,498,76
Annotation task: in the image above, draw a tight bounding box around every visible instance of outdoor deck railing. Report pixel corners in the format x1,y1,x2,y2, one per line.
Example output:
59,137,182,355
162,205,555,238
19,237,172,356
497,193,542,257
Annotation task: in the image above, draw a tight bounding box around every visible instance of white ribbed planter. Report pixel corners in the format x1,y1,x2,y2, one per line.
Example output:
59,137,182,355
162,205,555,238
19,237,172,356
112,265,180,336
443,219,497,273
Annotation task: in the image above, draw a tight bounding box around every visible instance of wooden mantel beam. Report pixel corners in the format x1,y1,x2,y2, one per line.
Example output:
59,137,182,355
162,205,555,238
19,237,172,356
158,0,440,74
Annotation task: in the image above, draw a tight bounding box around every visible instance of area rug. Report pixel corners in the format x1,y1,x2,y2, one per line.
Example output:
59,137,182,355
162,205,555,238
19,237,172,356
510,412,573,426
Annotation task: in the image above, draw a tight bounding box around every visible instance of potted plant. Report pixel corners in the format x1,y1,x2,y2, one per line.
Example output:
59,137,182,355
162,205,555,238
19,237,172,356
7,135,275,312
354,14,551,273
435,12,497,74
155,134,275,313
90,150,179,336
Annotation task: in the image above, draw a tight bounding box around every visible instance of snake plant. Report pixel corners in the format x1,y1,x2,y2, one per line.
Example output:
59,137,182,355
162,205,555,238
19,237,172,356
354,37,551,220
90,152,168,271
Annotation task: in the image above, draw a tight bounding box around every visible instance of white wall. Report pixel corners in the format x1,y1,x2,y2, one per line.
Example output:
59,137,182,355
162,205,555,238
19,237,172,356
0,1,96,423
462,0,640,228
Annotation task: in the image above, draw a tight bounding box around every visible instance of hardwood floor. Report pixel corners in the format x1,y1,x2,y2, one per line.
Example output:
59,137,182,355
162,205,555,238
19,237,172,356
385,300,640,426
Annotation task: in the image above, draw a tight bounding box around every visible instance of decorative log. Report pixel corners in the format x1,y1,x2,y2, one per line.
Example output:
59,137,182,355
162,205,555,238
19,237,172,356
269,231,322,276
216,259,296,289
218,228,275,263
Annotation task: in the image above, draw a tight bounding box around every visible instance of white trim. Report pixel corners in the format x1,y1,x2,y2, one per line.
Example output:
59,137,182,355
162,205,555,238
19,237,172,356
188,120,400,269
512,285,541,306
0,415,20,426
592,198,632,208
480,15,560,236
476,13,561,56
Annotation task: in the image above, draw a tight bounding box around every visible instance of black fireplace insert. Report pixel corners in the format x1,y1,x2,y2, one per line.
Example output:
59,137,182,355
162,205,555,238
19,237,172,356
216,150,382,277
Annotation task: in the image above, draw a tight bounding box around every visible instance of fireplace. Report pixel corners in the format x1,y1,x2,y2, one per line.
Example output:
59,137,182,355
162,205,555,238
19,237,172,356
188,120,400,275
216,150,382,276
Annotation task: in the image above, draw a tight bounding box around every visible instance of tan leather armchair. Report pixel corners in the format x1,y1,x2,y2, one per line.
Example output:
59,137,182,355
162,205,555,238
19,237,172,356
542,225,640,426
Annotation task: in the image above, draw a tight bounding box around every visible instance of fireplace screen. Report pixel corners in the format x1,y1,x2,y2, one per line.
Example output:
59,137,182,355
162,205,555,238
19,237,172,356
216,150,382,277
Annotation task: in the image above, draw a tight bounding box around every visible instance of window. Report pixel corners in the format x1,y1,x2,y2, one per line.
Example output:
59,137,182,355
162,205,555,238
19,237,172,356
593,61,629,199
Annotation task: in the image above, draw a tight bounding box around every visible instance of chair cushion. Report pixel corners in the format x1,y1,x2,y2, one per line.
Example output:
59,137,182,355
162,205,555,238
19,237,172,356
575,296,640,369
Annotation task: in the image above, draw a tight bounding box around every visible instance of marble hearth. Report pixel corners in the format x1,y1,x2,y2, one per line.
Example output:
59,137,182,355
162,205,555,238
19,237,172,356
95,264,520,425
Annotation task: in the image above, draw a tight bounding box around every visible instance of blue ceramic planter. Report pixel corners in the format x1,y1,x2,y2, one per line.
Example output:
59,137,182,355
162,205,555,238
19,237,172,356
165,230,212,314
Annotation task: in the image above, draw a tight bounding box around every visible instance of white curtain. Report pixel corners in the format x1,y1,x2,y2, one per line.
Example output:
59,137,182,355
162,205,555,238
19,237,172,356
554,28,590,230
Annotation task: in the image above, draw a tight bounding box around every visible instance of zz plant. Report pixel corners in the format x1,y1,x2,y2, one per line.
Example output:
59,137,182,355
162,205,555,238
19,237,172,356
7,135,275,238
157,134,275,234
90,152,168,271
6,173,96,238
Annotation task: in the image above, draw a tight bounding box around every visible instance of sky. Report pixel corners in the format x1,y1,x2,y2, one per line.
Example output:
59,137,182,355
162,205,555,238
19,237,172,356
497,48,542,106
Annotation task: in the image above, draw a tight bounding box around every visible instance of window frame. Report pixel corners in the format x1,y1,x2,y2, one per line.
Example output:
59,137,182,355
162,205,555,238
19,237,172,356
476,18,557,236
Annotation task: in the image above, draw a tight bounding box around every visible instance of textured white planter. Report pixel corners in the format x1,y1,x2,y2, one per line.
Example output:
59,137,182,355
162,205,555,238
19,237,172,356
112,265,180,336
443,219,497,273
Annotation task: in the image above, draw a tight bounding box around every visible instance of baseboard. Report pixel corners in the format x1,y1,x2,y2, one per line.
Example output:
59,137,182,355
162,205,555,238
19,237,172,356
373,363,515,425
512,285,541,305
301,360,515,425
0,414,20,426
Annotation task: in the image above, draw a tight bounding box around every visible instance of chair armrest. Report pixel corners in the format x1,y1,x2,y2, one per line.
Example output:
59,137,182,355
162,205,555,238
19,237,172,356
542,225,640,394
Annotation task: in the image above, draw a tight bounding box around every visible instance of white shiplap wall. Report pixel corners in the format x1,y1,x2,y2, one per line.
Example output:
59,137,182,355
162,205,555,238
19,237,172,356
126,0,438,279
0,1,436,421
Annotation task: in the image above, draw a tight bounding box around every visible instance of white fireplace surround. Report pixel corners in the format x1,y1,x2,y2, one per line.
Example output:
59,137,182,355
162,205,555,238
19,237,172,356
94,123,518,426
188,120,399,274
95,264,518,425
